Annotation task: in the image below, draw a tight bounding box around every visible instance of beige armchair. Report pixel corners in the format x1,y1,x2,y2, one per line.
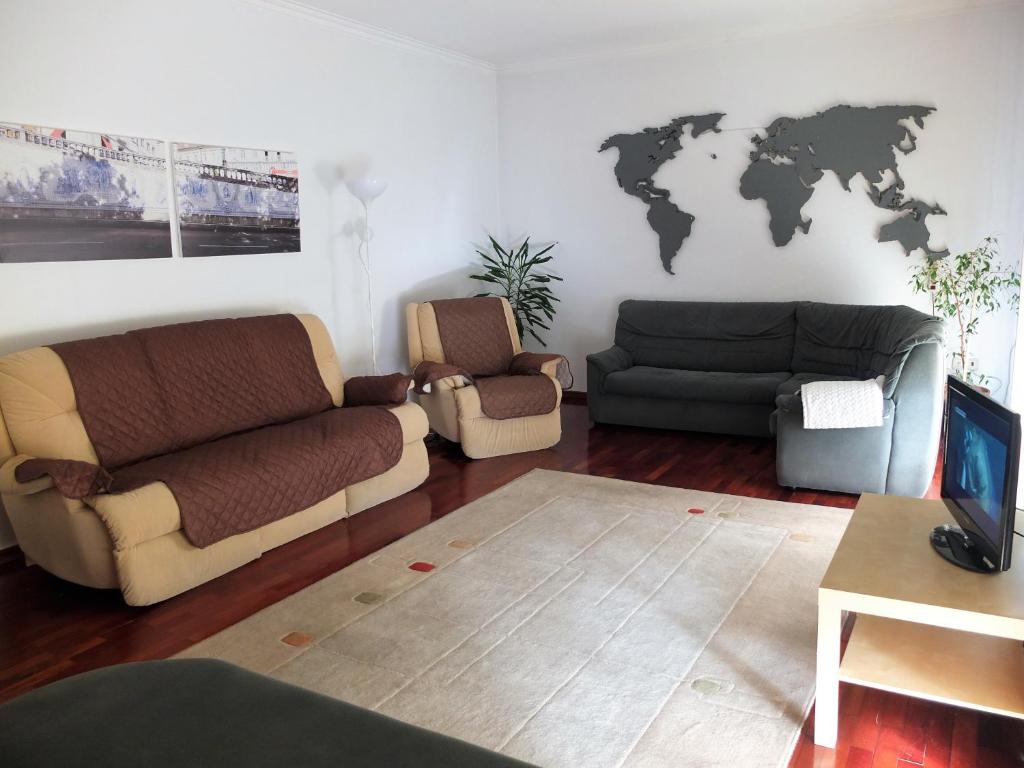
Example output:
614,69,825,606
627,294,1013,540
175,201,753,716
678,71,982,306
406,297,562,459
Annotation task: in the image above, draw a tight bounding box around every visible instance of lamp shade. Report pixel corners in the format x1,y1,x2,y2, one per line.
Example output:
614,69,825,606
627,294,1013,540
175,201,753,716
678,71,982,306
346,177,388,204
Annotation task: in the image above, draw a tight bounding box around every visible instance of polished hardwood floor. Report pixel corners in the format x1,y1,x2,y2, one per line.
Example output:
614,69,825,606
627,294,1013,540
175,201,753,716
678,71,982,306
0,401,1017,766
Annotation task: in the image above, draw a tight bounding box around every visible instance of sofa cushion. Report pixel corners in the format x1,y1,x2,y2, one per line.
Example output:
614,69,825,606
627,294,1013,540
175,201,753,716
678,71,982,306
89,403,428,550
775,372,859,397
105,406,402,549
604,367,790,404
791,303,944,396
614,300,797,373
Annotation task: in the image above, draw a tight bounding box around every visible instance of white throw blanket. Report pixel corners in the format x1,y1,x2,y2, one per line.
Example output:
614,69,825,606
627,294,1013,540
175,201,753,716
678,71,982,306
801,376,885,429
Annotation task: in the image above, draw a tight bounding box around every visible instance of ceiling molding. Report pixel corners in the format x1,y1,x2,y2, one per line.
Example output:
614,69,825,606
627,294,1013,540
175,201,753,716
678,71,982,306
241,0,497,71
244,0,1019,75
499,0,1021,74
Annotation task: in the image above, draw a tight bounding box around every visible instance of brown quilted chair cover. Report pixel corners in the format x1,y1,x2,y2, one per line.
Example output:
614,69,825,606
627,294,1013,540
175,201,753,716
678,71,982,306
428,298,559,420
430,297,515,376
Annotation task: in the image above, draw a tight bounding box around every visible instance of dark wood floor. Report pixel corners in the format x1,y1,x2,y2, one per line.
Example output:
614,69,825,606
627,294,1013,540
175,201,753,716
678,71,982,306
0,402,1017,766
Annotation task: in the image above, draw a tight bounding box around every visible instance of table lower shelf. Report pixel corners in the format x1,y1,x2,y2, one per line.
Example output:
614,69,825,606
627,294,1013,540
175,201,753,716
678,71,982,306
839,614,1024,720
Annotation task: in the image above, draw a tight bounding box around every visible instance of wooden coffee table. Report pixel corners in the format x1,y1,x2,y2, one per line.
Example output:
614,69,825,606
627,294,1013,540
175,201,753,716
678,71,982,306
815,493,1024,748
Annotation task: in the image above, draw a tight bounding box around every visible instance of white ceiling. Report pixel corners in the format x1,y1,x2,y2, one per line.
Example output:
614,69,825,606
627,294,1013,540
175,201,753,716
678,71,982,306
275,0,1015,69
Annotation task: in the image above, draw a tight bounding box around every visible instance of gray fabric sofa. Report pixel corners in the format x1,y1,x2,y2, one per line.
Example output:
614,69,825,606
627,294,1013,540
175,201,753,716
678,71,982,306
587,300,945,497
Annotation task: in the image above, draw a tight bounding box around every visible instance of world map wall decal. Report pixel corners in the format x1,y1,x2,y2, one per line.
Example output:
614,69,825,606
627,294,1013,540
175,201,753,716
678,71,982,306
600,104,948,275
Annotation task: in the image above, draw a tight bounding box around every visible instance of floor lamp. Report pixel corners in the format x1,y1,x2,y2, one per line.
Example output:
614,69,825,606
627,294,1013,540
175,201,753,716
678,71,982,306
346,178,387,374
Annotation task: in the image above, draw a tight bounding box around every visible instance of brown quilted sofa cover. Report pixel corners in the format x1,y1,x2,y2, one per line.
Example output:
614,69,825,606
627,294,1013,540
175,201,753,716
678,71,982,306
0,314,430,605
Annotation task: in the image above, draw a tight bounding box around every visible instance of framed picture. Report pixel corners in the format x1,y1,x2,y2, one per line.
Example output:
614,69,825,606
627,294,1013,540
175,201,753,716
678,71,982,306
172,144,300,257
0,123,172,262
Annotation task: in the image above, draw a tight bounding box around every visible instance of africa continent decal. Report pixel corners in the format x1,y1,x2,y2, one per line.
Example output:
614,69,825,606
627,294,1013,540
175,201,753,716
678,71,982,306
740,104,947,258
601,104,947,274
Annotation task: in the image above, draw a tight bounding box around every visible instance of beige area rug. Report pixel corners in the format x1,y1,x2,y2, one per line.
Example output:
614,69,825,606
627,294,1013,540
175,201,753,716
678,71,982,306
177,469,851,767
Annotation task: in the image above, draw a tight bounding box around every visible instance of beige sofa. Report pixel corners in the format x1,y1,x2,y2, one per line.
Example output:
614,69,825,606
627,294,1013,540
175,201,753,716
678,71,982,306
0,314,429,606
406,298,562,459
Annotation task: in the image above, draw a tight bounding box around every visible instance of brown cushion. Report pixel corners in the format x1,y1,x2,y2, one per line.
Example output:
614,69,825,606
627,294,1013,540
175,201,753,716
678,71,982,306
344,374,412,407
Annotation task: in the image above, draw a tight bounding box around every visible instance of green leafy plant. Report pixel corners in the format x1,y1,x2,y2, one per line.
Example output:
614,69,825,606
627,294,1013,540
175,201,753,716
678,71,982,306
909,236,1020,386
470,236,562,346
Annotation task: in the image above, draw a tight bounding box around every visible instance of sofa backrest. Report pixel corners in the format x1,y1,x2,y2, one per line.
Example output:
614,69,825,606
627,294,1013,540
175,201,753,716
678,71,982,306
0,314,343,472
614,300,798,373
791,302,944,393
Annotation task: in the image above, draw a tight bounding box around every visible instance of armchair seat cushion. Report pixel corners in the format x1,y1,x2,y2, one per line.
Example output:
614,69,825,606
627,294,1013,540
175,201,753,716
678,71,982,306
474,375,558,420
604,367,790,404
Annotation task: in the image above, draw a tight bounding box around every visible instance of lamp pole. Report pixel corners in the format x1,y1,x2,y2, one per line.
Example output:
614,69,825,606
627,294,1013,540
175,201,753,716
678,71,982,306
345,178,387,374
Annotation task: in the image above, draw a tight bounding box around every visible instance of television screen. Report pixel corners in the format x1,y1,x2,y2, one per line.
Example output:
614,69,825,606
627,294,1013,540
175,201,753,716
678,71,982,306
941,377,1020,570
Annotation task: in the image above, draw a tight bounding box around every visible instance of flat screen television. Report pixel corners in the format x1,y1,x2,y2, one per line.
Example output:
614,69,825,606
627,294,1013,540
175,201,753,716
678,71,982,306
934,375,1021,572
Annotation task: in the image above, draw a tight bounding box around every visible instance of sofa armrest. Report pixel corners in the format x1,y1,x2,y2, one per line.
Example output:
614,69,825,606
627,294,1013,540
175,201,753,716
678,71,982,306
413,361,470,394
586,345,632,375
886,341,945,496
0,455,55,496
509,352,562,378
4,457,112,499
774,393,802,415
586,346,632,424
425,375,469,393
774,393,894,419
387,402,430,443
344,373,413,406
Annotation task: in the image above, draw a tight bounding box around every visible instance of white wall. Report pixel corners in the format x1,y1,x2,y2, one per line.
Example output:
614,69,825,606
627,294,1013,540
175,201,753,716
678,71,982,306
2,2,1022,550
0,0,499,547
498,4,1024,396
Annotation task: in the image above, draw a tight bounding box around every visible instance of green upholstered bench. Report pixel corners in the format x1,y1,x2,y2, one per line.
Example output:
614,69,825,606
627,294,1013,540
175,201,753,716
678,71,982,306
0,659,534,768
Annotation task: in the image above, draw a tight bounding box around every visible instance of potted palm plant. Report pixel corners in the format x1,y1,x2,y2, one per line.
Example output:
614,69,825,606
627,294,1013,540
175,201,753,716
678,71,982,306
909,236,1020,390
469,236,562,346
